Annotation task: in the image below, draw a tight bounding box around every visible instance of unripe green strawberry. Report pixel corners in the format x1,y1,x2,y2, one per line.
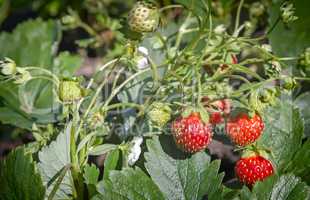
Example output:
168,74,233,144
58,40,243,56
147,102,171,127
128,1,160,33
172,112,213,153
59,80,83,104
235,155,274,186
226,113,264,146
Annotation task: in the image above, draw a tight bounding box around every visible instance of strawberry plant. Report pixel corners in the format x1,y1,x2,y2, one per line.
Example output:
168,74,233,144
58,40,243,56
0,0,310,200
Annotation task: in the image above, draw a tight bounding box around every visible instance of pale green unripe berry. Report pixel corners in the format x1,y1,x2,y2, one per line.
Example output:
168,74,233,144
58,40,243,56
128,1,160,33
147,102,171,127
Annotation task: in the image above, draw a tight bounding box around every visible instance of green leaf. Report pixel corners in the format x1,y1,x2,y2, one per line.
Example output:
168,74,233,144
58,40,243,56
257,101,304,171
38,122,73,199
266,174,310,200
103,149,120,180
84,164,100,198
84,164,99,185
175,0,208,23
284,139,310,184
144,136,224,200
0,19,82,128
251,175,277,200
238,174,310,200
53,51,82,77
0,148,45,200
268,1,310,58
0,18,61,128
294,92,310,137
0,107,32,129
93,167,165,200
89,144,118,156
0,18,60,67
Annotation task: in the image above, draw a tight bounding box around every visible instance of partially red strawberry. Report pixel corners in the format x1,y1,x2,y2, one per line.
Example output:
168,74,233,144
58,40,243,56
172,112,213,153
231,54,238,64
202,97,231,125
226,113,264,146
235,155,274,186
220,54,238,71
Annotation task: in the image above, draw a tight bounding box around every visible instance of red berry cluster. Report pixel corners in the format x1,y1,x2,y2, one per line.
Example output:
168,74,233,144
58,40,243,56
170,55,274,186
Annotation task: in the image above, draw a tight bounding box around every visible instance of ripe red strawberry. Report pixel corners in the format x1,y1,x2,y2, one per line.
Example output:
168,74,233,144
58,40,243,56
235,155,274,186
226,113,264,146
172,112,213,153
202,97,231,125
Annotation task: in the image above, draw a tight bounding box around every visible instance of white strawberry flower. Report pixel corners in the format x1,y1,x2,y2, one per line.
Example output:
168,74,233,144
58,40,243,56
136,46,149,70
214,24,226,34
128,136,143,166
261,44,272,52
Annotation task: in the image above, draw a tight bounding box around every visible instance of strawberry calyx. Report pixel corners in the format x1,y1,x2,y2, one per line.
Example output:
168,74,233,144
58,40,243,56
240,145,274,163
181,106,210,124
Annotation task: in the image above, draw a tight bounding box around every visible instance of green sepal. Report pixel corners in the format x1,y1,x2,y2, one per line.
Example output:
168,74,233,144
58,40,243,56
181,106,195,118
197,103,210,124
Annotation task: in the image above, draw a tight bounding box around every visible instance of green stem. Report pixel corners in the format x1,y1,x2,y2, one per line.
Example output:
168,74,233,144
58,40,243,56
159,4,183,12
26,75,58,85
295,77,310,81
103,68,151,108
155,32,171,59
102,102,143,113
48,165,71,200
24,67,60,85
111,68,125,94
82,57,122,120
147,55,160,91
234,0,244,36
175,12,192,50
222,74,251,84
69,122,84,200
0,0,10,26
266,15,281,35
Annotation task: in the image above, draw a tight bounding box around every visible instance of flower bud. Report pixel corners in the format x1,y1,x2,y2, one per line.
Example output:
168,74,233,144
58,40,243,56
88,112,105,130
264,61,281,78
214,25,226,35
280,2,298,24
282,77,297,90
14,68,31,84
298,48,310,73
0,57,16,76
133,46,150,70
61,15,77,26
261,44,272,53
250,2,265,18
